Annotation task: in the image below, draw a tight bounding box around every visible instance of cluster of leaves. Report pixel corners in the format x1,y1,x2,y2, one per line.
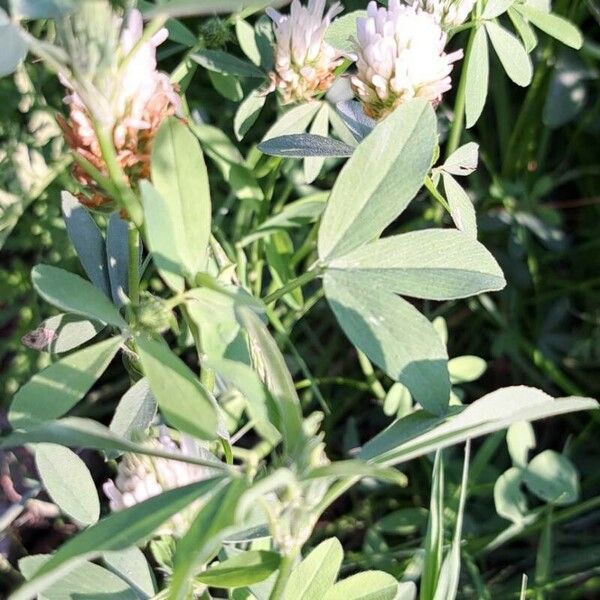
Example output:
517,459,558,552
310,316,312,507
0,1,599,599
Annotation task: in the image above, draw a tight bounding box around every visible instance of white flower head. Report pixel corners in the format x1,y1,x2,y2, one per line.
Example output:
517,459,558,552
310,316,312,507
266,0,344,103
409,0,477,29
351,0,463,120
103,433,214,537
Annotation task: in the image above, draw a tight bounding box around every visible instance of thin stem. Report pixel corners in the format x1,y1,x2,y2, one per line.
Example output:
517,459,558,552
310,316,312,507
269,550,299,600
424,176,451,213
128,223,140,305
263,265,323,305
534,507,554,600
357,351,386,400
446,26,477,158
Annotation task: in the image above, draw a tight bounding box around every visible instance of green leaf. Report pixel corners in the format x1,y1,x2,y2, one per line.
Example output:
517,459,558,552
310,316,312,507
237,307,304,454
241,193,327,246
304,87,330,184
421,451,444,599
360,387,598,467
259,133,354,158
34,443,100,526
432,443,470,600
318,99,436,261
170,479,248,599
442,142,479,176
494,467,528,523
448,356,487,384
61,192,110,297
263,102,322,141
516,4,583,49
324,10,366,52
328,230,505,300
151,116,211,279
24,313,103,354
135,333,218,441
485,21,532,86
506,421,536,468
139,182,183,292
465,26,489,129
1,417,227,471
209,70,243,101
376,507,428,535
306,460,408,487
286,538,343,600
324,270,450,414
9,0,74,19
32,265,127,329
192,49,265,78
523,450,580,505
0,11,28,77
108,378,157,444
208,358,281,445
323,571,398,600
10,478,225,600
482,0,515,19
9,337,121,428
196,550,280,588
106,212,132,307
508,7,538,52
236,19,262,65
102,547,156,598
234,89,267,141
19,556,138,600
442,174,477,238
142,0,268,18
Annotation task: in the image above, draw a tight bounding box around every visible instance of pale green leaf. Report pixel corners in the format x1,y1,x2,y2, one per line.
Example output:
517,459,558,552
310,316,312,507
506,421,536,468
517,4,583,49
305,101,330,183
442,142,479,176
523,450,580,505
324,270,450,414
318,99,436,260
324,11,366,53
35,443,100,526
263,102,321,141
323,571,398,600
494,467,528,523
108,378,157,443
442,174,478,238
24,314,103,354
10,478,225,600
32,265,127,329
196,551,280,588
234,89,267,141
192,49,265,78
286,538,343,600
135,333,218,441
485,21,533,86
9,337,121,428
482,0,515,19
465,26,489,128
0,15,28,77
151,116,211,278
328,230,505,300
508,7,538,52
102,547,156,598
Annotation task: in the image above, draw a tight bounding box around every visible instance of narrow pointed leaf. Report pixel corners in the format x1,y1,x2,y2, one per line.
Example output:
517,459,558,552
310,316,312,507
465,27,489,128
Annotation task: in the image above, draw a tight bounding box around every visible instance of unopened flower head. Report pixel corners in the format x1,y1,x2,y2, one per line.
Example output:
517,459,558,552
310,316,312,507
103,433,213,537
351,0,462,120
58,5,180,209
409,0,477,29
266,0,344,104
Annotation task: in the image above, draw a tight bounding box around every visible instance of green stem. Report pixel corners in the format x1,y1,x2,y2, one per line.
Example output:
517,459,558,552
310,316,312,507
94,124,144,226
446,26,477,158
534,507,553,600
263,265,323,305
424,175,451,213
128,223,140,305
269,550,299,600
357,351,386,400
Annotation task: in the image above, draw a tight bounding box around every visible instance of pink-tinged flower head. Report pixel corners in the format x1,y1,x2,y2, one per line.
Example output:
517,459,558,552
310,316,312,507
59,8,180,209
102,433,213,537
267,0,344,104
351,0,462,120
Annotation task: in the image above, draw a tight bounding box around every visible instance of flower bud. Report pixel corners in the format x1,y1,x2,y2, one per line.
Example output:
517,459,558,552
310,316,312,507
266,0,344,104
351,0,462,120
